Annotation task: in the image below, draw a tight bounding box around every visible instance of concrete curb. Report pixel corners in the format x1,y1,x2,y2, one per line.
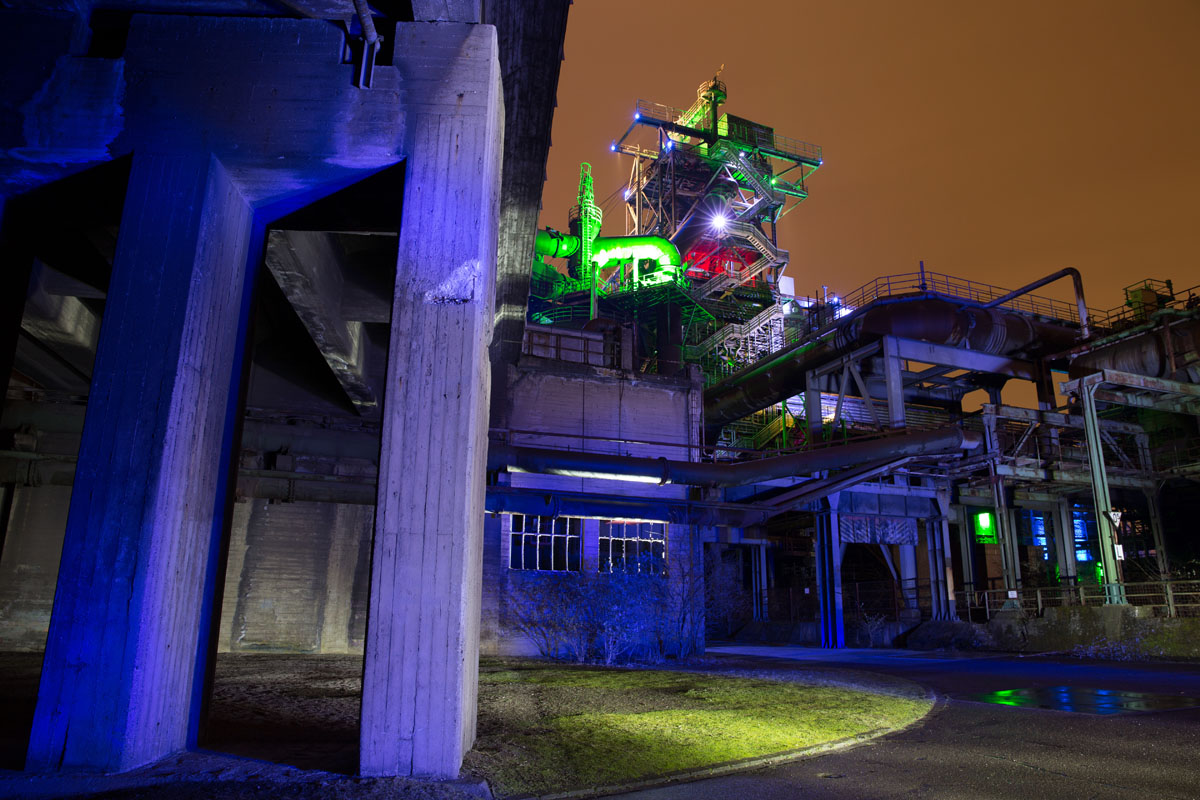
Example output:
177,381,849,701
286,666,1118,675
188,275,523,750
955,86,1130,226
529,685,942,800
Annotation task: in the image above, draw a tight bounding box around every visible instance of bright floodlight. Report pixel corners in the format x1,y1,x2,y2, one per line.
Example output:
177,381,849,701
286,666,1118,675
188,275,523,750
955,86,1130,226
711,213,728,232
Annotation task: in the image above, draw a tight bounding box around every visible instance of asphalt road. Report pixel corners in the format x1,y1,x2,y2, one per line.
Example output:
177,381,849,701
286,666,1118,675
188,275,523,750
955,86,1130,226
608,646,1200,800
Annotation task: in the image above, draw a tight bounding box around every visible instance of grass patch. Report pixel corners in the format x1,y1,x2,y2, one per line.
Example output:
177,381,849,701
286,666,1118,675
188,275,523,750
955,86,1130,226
465,658,931,797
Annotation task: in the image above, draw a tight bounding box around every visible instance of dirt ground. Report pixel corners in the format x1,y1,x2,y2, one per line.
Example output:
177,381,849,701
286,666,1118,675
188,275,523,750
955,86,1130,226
0,653,486,800
0,651,924,799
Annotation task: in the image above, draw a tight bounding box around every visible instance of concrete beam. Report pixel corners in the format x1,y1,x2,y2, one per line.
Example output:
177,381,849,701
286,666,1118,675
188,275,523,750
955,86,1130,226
413,0,482,22
265,229,377,409
892,337,1038,381
360,22,504,779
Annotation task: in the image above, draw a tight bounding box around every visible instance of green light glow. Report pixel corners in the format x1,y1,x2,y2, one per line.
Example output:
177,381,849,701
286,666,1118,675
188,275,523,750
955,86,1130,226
590,238,681,270
974,511,998,544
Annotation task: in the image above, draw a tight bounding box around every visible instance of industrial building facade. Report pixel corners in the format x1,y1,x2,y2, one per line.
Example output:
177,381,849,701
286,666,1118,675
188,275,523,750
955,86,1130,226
2,0,1199,785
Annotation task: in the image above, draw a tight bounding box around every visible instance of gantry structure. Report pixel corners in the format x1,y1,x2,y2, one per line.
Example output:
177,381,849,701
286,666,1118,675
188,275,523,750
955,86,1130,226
521,76,1200,646
530,75,822,382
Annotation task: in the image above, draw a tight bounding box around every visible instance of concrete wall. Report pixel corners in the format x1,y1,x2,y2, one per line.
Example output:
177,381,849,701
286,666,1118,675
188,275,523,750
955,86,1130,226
0,486,70,651
988,605,1200,659
218,500,373,654
484,354,706,658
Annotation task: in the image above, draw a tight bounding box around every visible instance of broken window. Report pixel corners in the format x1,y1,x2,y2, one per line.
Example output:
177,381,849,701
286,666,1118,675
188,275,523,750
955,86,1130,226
508,515,582,571
598,521,666,574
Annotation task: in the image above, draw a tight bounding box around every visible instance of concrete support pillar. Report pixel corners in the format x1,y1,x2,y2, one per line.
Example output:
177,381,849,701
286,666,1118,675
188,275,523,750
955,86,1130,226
360,24,503,779
1144,488,1170,579
956,505,978,593
1054,499,1079,586
815,493,844,648
881,336,906,430
28,155,257,772
898,544,920,622
931,490,956,619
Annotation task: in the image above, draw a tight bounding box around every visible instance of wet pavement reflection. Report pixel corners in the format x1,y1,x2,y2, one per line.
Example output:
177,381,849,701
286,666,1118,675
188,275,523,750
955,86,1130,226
956,685,1200,715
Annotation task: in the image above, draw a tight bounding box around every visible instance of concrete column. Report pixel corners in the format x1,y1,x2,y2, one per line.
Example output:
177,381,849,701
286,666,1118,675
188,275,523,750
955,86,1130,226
28,154,257,772
479,512,503,656
956,505,978,593
931,490,956,619
898,544,920,622
815,493,844,648
320,504,371,654
1054,499,1079,586
360,24,504,779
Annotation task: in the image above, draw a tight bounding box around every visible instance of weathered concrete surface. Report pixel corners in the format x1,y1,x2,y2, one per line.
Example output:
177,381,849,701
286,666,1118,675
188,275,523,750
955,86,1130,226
218,500,373,655
988,604,1200,659
359,22,504,780
483,1,571,375
264,230,378,409
27,153,257,773
22,14,408,774
0,487,70,652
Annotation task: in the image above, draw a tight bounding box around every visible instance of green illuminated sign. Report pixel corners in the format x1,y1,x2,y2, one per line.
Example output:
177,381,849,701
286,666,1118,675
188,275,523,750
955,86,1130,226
974,511,998,544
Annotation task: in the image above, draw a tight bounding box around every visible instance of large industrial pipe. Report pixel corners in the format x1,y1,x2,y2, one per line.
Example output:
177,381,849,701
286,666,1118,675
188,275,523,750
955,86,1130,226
488,425,979,489
534,230,681,269
1069,317,1200,382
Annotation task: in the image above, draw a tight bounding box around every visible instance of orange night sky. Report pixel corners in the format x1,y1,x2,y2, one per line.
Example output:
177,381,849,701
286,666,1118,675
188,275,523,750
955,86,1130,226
539,0,1200,314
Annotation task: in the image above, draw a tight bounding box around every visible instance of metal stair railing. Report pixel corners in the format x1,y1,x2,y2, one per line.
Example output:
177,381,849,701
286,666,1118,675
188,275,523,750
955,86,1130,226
686,304,784,361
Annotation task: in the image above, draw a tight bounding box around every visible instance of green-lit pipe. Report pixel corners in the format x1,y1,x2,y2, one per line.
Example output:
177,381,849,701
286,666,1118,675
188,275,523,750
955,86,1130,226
590,236,681,269
534,229,581,259
534,231,681,270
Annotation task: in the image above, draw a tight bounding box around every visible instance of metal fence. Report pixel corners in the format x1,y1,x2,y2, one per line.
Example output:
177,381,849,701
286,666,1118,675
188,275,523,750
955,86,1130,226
957,579,1200,621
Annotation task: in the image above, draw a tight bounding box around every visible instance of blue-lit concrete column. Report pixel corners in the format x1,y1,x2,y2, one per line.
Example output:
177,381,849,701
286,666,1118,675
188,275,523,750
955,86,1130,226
816,492,844,648
360,23,504,779
929,489,956,619
27,154,257,772
23,14,408,774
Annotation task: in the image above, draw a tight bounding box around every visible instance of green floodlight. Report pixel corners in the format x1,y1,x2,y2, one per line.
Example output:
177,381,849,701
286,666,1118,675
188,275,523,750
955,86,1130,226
974,511,998,544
